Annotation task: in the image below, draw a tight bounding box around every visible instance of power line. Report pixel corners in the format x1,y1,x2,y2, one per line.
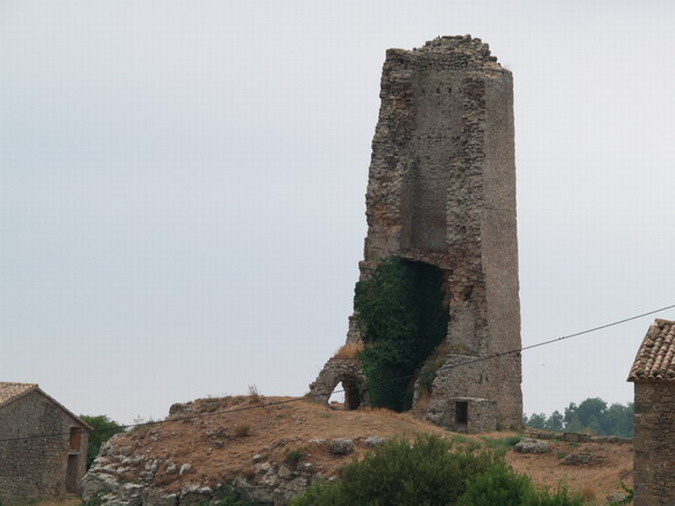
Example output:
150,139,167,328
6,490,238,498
1,302,673,444
434,302,675,374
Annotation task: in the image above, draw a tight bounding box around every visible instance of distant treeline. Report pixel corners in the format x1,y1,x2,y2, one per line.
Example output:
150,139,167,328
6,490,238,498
523,397,633,438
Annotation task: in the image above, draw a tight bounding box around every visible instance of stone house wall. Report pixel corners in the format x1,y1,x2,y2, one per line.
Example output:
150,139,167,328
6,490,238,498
632,382,675,505
0,390,90,500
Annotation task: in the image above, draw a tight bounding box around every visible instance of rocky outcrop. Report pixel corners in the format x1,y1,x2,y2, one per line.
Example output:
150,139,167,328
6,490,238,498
81,434,381,505
513,438,550,454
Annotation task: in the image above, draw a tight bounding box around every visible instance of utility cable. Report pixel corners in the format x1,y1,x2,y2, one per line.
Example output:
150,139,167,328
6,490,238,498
0,302,673,443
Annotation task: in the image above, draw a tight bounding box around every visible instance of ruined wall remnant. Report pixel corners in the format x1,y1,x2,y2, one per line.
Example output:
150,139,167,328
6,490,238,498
310,35,522,432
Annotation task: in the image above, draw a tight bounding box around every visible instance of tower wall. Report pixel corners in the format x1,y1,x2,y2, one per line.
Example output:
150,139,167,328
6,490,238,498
311,35,522,431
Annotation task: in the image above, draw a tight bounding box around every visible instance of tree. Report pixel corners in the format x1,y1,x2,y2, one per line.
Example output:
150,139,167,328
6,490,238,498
546,410,564,431
523,413,547,429
575,398,607,429
604,402,634,438
563,402,578,426
565,414,584,433
80,415,126,468
525,398,633,437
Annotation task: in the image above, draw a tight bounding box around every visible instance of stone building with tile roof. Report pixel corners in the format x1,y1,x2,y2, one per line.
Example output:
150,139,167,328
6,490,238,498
627,319,675,505
0,382,92,500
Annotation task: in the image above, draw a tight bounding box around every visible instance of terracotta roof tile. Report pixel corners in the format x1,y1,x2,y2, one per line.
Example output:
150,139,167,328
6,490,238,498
0,382,92,430
0,382,38,408
628,319,675,382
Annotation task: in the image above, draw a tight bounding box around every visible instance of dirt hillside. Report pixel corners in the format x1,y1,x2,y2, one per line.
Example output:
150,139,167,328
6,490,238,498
77,395,632,504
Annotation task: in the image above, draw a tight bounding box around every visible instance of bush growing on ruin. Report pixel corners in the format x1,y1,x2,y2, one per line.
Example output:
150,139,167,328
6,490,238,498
354,256,448,411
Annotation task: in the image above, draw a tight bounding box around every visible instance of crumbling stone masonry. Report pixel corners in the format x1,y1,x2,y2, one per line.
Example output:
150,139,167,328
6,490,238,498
310,35,523,432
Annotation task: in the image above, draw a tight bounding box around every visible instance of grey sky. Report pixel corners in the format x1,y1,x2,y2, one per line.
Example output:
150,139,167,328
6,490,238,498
1,0,674,424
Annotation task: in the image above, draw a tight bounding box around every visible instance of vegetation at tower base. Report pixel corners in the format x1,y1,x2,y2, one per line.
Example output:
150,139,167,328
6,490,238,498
290,435,584,506
354,256,449,411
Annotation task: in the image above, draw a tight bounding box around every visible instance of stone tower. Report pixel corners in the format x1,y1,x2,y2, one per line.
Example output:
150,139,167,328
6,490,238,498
310,35,522,432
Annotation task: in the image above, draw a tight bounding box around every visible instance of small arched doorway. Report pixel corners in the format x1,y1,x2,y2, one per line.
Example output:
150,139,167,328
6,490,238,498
343,378,362,410
328,382,345,408
328,378,362,410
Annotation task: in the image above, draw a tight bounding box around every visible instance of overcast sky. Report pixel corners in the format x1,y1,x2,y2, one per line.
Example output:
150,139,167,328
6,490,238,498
1,0,674,425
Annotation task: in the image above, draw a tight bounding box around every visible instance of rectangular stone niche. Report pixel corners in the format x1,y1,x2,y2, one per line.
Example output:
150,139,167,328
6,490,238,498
448,397,496,433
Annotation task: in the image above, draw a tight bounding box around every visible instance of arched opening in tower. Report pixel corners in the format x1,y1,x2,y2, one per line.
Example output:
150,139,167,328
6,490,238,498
328,382,344,408
343,379,362,410
328,380,362,410
354,256,449,412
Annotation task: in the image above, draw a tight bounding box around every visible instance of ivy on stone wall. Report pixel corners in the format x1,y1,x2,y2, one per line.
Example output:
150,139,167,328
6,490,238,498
354,257,449,411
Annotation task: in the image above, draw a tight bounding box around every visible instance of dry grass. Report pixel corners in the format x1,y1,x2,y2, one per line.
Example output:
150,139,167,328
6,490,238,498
247,384,262,403
82,395,633,501
235,423,251,437
581,486,597,503
360,405,400,417
333,341,364,359
411,391,432,416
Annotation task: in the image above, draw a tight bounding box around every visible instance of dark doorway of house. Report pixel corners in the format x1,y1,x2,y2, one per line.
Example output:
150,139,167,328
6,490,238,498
455,401,468,429
66,454,79,492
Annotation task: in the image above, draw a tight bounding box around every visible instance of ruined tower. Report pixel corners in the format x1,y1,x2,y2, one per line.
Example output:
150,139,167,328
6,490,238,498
310,35,522,432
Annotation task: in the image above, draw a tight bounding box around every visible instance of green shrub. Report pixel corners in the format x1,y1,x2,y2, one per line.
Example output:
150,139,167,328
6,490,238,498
458,462,536,505
292,435,495,506
532,483,585,506
479,435,522,456
290,479,346,506
80,414,126,468
608,482,634,505
84,489,111,506
285,448,304,468
198,484,255,505
354,257,449,411
291,435,584,506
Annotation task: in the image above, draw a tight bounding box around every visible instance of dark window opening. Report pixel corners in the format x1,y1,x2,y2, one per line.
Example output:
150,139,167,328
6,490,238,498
455,401,468,426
